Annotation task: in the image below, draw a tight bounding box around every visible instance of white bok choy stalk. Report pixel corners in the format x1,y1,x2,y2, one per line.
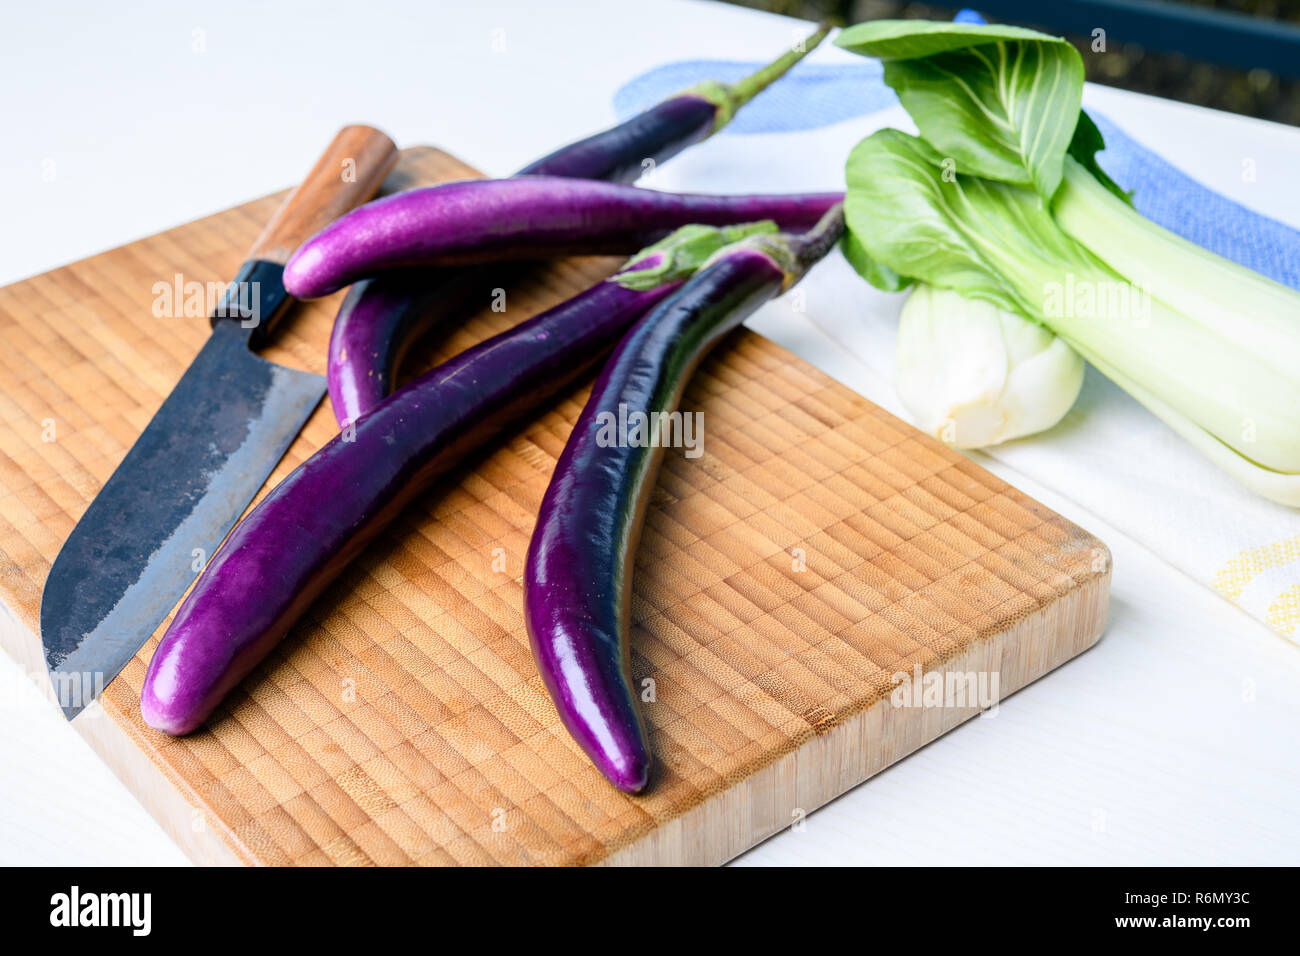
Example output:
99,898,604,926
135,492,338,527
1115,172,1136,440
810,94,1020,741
835,19,1300,505
896,283,1084,448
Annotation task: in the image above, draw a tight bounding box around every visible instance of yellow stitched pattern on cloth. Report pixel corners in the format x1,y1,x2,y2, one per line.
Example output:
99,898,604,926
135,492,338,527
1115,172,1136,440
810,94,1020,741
1214,535,1300,638
1267,583,1300,637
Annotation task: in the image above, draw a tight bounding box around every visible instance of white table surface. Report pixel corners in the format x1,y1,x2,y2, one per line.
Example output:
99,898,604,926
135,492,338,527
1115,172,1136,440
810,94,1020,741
3,0,1298,867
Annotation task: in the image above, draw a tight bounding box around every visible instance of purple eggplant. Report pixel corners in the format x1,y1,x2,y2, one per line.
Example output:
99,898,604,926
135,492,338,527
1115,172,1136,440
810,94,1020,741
326,265,494,426
328,23,831,426
517,22,831,182
282,178,843,298
139,222,776,736
524,205,845,793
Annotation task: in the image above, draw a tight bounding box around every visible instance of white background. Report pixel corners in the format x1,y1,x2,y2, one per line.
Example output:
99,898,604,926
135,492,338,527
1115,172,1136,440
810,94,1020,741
2,0,1298,865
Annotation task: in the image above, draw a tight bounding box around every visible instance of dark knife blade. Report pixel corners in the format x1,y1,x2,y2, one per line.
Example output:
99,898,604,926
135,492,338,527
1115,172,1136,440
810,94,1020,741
39,125,399,718
41,320,324,718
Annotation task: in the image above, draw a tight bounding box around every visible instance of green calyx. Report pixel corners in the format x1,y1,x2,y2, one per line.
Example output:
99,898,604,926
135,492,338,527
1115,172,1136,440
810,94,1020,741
727,202,845,289
686,202,844,292
686,21,832,133
686,80,741,131
612,221,780,291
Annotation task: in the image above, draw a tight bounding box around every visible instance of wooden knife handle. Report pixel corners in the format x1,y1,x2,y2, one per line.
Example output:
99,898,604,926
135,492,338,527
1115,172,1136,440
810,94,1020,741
247,124,399,266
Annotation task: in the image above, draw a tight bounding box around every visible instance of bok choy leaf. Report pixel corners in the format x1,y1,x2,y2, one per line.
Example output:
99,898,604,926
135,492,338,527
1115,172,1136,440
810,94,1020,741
836,19,1300,505
838,20,1084,199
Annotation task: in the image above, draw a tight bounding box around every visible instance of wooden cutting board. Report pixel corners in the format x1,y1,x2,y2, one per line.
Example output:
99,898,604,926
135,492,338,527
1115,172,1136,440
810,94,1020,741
0,146,1109,866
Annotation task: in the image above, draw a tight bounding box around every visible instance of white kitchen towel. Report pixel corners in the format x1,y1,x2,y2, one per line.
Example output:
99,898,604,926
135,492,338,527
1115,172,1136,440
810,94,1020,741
614,36,1300,644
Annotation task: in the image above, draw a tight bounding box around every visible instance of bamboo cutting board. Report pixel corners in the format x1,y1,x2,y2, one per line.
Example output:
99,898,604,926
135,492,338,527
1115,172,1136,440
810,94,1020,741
0,146,1109,866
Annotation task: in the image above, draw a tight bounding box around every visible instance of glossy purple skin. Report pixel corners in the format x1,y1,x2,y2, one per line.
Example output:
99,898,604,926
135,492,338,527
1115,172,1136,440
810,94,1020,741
524,249,786,794
326,265,497,425
140,262,681,736
283,178,842,298
517,95,718,183
327,96,720,426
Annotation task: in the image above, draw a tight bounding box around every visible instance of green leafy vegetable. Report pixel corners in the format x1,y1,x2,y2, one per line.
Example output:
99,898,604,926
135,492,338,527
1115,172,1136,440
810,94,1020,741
837,20,1083,198
835,19,1056,60
837,18,1300,505
844,128,1118,315
896,283,1084,447
1066,109,1132,204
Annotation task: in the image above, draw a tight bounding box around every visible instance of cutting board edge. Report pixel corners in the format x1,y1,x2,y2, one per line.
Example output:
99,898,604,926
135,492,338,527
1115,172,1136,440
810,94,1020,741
602,565,1111,866
1,561,1108,868
0,601,247,866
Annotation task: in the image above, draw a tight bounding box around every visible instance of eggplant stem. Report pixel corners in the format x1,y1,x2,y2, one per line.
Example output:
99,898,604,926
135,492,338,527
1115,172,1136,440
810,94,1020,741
730,21,832,108
691,21,832,130
767,202,847,287
790,202,846,274
711,202,844,289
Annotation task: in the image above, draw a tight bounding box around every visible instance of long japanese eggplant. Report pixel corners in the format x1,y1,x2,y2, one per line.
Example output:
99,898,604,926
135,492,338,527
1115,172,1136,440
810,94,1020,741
139,223,776,736
516,21,830,181
326,266,488,426
282,178,842,298
328,23,831,426
524,204,845,793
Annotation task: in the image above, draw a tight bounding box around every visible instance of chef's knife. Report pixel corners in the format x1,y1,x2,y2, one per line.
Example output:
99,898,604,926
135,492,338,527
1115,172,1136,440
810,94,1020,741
40,125,399,719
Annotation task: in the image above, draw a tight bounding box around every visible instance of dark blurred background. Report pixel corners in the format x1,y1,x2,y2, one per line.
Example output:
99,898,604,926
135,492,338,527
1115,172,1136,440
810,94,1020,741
720,0,1300,125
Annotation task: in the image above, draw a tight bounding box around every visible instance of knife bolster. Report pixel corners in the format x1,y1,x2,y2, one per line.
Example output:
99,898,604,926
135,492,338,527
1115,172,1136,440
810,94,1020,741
211,259,292,347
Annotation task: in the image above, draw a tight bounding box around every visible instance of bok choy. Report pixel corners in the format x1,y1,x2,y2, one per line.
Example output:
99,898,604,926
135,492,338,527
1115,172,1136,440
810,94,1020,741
896,283,1084,447
836,19,1300,505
